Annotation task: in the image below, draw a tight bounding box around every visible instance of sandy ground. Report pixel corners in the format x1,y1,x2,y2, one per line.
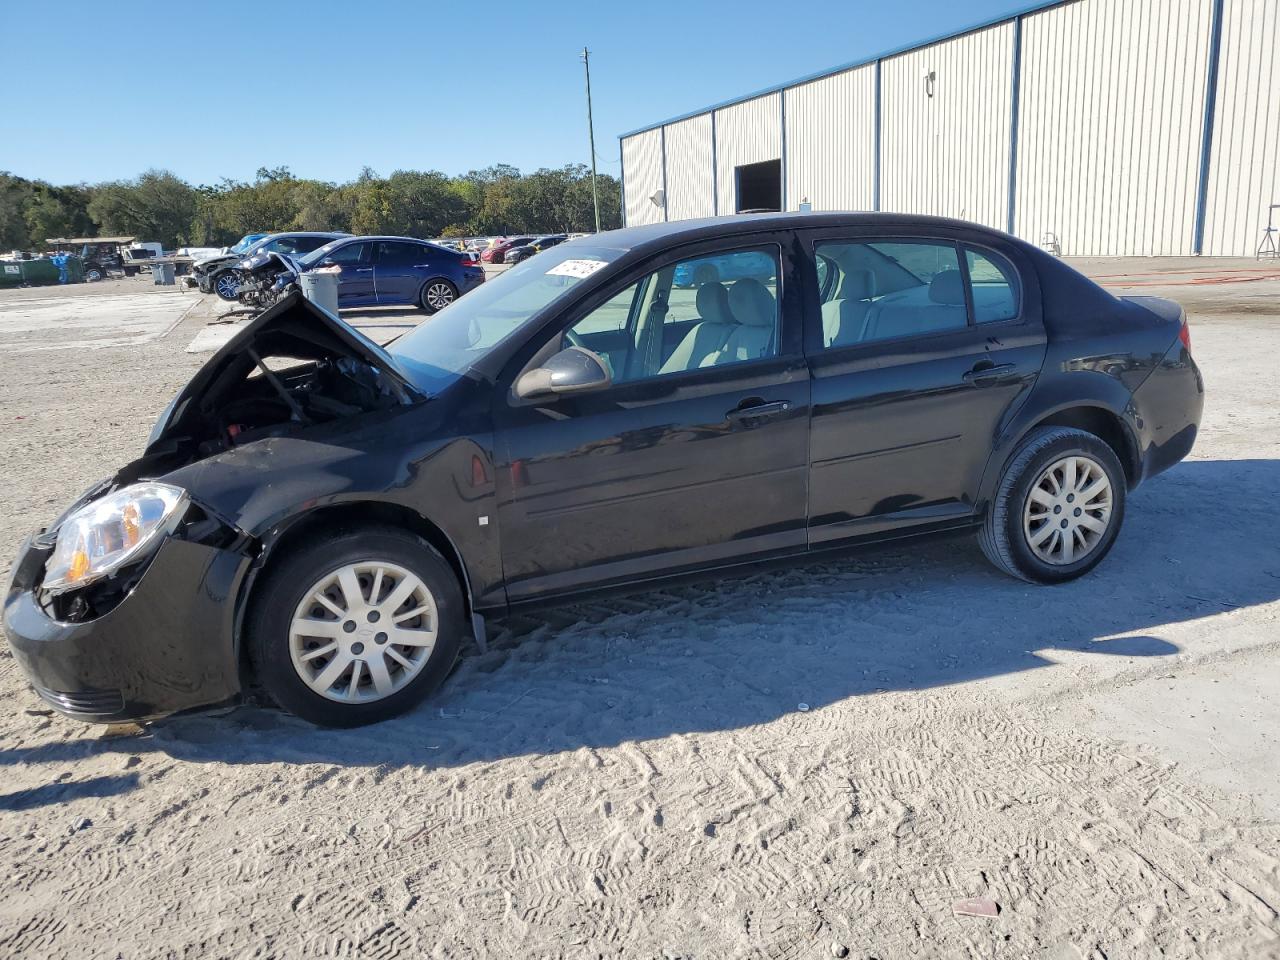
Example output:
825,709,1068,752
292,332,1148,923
1,262,1278,958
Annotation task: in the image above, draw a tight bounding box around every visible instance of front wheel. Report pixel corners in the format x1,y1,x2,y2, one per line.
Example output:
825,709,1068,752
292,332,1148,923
84,265,106,282
248,527,465,727
978,426,1126,584
213,271,240,301
420,279,458,314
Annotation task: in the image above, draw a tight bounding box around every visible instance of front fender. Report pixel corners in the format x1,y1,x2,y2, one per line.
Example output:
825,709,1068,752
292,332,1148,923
159,429,503,609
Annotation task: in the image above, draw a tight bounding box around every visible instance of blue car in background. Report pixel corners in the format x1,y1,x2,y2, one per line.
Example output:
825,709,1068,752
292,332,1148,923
291,236,485,313
673,249,776,288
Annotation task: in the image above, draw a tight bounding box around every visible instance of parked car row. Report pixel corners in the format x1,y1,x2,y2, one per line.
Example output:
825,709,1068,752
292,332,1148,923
189,232,485,313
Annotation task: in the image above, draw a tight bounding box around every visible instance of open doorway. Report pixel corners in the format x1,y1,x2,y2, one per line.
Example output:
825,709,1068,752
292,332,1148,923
735,159,781,213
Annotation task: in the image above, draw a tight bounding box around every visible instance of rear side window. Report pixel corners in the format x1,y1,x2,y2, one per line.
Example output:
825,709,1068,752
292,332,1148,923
814,239,967,348
376,242,428,265
293,236,331,254
964,247,1020,323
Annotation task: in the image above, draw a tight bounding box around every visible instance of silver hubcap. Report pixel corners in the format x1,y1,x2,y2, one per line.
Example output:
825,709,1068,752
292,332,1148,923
216,274,238,297
1023,455,1113,565
289,561,438,704
425,283,454,310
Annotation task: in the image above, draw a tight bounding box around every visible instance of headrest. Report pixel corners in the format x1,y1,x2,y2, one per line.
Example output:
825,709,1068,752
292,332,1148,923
695,281,733,325
728,277,775,327
843,268,876,301
929,269,966,305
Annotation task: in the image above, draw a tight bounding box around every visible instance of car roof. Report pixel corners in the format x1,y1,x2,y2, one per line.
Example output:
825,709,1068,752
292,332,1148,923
595,212,1025,253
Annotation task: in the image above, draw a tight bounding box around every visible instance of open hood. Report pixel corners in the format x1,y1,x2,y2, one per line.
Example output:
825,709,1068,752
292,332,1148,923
144,292,421,458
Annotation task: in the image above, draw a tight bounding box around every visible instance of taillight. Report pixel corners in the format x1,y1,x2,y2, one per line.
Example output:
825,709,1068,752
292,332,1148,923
1178,319,1191,352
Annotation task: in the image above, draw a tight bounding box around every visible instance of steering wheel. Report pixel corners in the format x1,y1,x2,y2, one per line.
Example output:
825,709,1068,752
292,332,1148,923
564,328,585,350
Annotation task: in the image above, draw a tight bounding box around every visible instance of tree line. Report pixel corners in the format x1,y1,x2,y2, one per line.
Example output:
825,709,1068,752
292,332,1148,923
0,163,622,251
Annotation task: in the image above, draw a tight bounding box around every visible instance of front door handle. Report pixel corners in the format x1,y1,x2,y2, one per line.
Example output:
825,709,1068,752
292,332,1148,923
727,399,790,422
962,362,1018,385
356,267,373,273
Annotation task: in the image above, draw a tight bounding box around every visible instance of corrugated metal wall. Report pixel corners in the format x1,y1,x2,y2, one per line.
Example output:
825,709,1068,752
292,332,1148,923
783,66,877,213
1015,0,1214,256
880,23,1015,230
714,93,782,215
621,128,664,226
1201,0,1280,257
663,115,715,221
619,0,1272,258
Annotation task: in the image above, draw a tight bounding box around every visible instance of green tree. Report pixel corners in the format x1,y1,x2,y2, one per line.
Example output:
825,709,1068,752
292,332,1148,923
87,170,197,247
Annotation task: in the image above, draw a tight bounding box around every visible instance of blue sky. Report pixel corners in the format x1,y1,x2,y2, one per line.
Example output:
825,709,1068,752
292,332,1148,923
3,0,1034,186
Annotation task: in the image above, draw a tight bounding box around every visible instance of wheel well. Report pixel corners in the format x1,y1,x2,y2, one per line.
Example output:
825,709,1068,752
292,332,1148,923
1030,406,1138,486
234,501,472,686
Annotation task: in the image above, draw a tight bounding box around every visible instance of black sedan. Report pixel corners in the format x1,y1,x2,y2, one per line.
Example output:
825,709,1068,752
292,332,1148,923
505,234,569,265
3,213,1204,727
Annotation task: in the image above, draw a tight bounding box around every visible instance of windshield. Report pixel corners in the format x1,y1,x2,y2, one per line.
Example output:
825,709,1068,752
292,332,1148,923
387,243,621,393
229,234,263,254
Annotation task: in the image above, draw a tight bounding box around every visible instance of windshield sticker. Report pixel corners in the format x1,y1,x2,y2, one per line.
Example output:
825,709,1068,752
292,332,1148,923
546,258,608,279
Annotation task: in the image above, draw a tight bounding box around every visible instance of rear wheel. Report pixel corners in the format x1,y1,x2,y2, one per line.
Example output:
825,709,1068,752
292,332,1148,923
978,426,1126,584
213,271,240,301
247,527,464,727
421,279,458,314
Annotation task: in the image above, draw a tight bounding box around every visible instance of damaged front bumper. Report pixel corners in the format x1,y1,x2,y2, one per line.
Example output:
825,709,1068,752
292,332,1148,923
3,531,253,722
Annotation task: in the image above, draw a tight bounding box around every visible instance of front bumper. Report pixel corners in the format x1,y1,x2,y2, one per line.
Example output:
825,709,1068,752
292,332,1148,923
3,534,252,722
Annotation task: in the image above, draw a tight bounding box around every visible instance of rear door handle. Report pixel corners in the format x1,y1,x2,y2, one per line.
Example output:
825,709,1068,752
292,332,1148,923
963,362,1018,385
727,399,790,422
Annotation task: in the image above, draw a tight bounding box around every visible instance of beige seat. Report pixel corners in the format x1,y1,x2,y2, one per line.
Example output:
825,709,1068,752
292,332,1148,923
659,281,736,374
862,269,968,342
822,269,877,347
718,278,777,362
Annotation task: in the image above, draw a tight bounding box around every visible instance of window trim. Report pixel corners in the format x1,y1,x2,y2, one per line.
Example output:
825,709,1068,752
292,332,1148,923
509,238,789,402
958,242,1024,326
802,232,1029,356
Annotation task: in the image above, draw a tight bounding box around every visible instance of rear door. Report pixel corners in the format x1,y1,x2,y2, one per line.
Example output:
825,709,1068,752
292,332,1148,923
373,241,431,305
494,234,811,602
801,228,1047,545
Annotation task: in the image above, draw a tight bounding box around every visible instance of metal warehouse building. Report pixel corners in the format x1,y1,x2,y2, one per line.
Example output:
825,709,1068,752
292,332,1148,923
618,0,1280,258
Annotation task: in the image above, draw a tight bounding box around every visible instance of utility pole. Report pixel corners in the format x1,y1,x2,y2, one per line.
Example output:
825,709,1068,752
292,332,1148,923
581,47,601,233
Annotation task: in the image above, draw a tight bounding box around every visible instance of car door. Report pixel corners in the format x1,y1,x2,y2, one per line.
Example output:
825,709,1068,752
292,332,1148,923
801,229,1047,546
494,236,811,602
373,240,429,305
322,241,374,306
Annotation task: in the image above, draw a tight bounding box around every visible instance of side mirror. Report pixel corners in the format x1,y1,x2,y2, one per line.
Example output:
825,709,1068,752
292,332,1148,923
515,346,612,401
317,258,336,268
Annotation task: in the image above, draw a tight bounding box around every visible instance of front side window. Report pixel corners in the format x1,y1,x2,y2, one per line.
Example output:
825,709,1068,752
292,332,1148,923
326,242,369,265
814,239,968,348
564,245,781,385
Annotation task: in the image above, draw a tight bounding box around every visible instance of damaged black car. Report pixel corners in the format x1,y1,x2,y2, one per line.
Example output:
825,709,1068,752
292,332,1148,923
3,214,1204,727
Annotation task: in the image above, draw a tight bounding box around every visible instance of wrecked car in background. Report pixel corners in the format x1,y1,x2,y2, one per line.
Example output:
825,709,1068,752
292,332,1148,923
190,232,348,300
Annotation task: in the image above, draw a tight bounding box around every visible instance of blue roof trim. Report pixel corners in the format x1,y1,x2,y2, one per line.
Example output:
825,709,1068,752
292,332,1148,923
617,0,1073,141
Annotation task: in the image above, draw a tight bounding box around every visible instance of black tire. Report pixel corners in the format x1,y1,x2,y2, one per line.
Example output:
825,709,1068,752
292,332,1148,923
247,526,465,727
693,263,718,287
84,264,106,282
978,426,1126,584
420,278,458,314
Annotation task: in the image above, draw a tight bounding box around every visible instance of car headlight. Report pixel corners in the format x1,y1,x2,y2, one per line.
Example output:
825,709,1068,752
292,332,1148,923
42,483,189,595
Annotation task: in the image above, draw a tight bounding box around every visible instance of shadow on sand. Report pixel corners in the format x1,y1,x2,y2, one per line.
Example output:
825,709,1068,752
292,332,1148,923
5,458,1276,793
